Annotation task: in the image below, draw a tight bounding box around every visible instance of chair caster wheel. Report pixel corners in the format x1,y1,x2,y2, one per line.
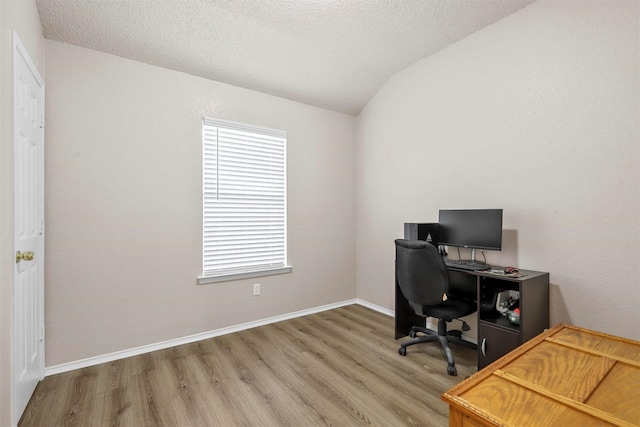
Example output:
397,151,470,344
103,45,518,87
409,330,417,338
398,347,407,356
447,365,457,376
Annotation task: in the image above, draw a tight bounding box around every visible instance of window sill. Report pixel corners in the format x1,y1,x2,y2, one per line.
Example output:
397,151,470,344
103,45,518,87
198,266,293,285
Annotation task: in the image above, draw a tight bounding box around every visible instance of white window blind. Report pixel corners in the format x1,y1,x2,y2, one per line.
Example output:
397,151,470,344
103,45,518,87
202,117,288,281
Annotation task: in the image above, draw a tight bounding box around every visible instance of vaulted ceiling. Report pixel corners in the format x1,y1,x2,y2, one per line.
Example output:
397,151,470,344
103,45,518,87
36,0,536,115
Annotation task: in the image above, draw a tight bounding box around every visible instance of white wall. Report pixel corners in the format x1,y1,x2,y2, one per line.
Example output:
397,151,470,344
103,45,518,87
1,1,45,424
356,0,639,341
44,41,356,366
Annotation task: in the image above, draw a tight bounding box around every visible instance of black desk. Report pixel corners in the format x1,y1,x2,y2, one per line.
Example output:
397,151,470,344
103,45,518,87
395,264,550,370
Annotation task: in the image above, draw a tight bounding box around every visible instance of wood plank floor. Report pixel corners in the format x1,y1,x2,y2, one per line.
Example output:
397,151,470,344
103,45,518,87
19,304,477,426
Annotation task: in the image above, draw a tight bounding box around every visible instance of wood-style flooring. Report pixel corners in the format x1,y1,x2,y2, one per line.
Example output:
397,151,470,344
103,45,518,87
19,304,477,426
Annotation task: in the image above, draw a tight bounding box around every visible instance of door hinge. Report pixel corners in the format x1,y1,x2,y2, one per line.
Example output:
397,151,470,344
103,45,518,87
40,325,45,341
40,220,44,235
39,115,44,129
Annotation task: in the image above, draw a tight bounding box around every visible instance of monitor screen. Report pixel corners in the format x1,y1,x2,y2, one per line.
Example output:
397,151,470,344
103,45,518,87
438,209,503,251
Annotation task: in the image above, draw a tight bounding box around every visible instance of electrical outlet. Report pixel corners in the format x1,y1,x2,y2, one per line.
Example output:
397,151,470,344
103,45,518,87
253,283,261,296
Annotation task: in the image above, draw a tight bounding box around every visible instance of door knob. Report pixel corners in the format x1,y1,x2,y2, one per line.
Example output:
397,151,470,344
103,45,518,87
16,251,35,263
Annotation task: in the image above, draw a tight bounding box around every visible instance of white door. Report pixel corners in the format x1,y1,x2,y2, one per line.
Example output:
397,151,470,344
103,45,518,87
13,31,45,425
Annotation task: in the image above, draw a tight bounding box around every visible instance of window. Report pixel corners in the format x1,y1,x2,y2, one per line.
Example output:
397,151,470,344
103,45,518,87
199,118,290,284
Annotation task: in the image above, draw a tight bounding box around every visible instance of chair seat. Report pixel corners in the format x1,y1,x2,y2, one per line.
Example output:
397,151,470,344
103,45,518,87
415,296,476,321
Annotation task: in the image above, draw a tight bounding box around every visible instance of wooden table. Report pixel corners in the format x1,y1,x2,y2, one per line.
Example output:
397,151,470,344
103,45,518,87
442,324,640,426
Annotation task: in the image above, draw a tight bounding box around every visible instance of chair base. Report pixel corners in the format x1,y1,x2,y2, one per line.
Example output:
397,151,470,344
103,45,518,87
398,319,477,376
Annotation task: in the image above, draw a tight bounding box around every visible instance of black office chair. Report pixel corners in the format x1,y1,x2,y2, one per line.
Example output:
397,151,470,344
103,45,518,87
395,239,477,376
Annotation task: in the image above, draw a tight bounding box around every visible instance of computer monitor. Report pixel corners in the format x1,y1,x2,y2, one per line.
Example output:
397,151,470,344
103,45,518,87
438,209,503,257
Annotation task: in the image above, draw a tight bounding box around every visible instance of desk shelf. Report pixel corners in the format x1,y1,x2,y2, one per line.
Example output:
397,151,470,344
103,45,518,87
480,315,519,333
476,270,549,369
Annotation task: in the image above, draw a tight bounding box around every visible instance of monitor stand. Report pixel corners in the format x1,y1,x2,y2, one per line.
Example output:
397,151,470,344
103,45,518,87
468,248,487,266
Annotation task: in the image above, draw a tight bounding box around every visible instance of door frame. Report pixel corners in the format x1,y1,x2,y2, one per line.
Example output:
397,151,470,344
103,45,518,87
12,30,45,426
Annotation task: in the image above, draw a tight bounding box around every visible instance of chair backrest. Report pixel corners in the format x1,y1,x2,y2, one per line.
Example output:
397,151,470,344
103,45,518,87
395,239,449,307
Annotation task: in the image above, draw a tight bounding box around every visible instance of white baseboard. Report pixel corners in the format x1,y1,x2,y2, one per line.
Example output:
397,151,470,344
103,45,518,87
356,298,394,317
46,298,389,376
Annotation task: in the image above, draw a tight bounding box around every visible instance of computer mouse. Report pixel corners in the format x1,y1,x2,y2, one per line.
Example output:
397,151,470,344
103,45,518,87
504,267,519,274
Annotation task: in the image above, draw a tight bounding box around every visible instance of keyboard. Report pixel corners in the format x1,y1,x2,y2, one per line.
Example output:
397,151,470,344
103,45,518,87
444,258,491,271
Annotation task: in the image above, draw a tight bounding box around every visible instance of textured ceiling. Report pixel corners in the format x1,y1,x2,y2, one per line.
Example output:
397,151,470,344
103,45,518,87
36,0,536,115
